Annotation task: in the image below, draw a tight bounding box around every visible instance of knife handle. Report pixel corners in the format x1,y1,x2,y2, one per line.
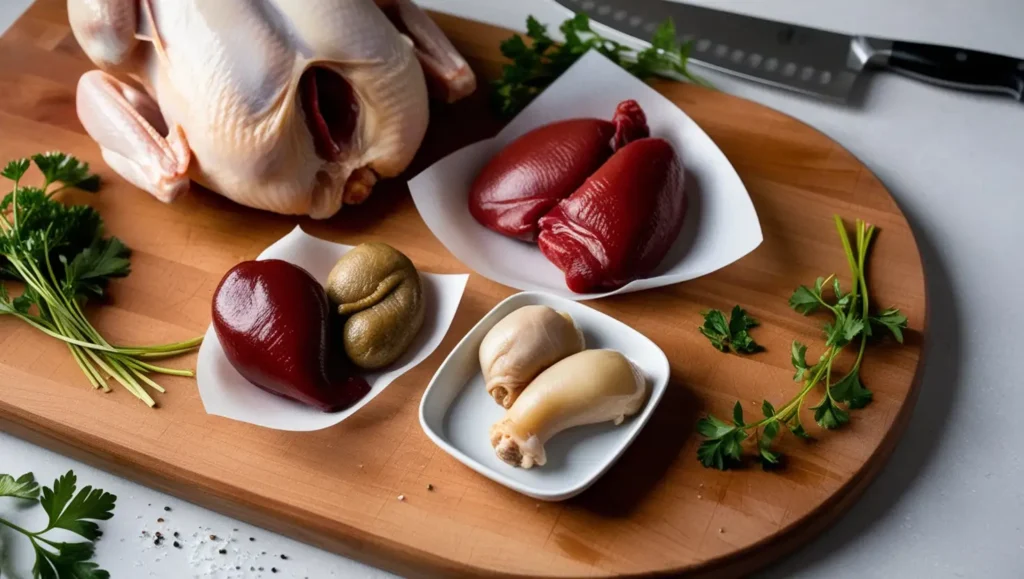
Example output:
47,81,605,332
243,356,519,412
885,41,1023,100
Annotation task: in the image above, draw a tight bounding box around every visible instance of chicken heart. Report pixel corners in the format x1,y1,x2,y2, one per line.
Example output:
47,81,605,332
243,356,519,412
212,259,369,412
69,0,476,218
469,100,649,241
537,137,686,293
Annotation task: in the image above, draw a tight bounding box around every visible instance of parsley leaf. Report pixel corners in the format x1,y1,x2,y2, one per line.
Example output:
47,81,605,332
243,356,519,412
699,306,764,354
788,420,813,440
0,470,114,579
831,369,873,409
35,540,108,579
758,420,781,467
0,472,40,500
41,471,116,541
812,396,850,430
824,311,864,348
732,400,745,427
870,307,908,343
789,276,827,315
697,419,747,470
790,341,809,382
32,152,100,191
2,158,30,183
698,308,730,351
63,237,131,300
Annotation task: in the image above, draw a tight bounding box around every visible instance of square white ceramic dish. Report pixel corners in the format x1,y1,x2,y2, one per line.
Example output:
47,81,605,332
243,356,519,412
419,292,671,501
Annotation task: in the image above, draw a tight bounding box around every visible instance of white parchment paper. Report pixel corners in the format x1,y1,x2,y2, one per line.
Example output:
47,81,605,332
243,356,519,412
196,226,469,431
408,49,762,300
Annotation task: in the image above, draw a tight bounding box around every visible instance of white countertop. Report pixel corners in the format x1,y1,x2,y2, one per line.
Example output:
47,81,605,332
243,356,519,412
2,0,1022,577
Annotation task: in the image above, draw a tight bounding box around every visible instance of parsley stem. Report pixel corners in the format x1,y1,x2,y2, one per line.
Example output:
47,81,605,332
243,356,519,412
10,179,19,237
747,347,839,430
823,355,838,403
849,221,876,373
812,274,841,314
68,343,105,391
0,515,34,538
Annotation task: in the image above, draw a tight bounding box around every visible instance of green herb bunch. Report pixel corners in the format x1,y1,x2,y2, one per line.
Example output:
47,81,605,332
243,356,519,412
0,470,115,579
697,216,909,469
0,153,202,406
493,14,709,116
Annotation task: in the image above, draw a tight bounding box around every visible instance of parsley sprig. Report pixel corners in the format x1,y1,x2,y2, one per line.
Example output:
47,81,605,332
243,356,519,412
699,305,763,354
0,153,202,406
493,14,709,116
0,470,116,579
697,216,909,469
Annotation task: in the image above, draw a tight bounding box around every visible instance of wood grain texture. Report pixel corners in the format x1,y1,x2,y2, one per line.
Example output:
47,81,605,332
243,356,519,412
0,2,926,577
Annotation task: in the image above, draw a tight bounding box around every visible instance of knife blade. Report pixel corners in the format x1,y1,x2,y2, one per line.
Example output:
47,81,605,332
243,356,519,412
552,0,1024,102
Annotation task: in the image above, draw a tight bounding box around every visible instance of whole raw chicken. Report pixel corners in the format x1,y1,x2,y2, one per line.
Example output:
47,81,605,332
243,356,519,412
69,0,476,218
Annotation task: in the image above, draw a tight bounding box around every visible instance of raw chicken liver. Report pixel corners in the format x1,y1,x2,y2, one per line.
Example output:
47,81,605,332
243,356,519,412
537,138,686,293
469,101,649,241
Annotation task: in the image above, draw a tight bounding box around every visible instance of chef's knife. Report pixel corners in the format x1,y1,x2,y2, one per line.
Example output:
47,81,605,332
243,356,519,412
552,0,1024,102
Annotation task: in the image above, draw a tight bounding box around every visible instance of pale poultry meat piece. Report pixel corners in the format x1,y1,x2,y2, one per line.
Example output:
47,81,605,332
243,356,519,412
490,349,648,469
68,0,476,218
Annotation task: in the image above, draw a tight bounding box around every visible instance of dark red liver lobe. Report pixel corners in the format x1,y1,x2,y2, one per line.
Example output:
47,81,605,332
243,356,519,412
212,260,369,412
468,100,649,241
536,137,686,293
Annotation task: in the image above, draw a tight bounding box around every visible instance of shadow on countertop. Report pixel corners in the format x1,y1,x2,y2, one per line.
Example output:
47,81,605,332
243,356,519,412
757,186,965,577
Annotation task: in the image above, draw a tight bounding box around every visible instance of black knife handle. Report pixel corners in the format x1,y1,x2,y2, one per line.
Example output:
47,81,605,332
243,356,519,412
885,41,1023,100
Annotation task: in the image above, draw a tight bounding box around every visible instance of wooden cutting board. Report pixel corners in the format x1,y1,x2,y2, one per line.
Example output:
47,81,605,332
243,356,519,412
0,2,926,577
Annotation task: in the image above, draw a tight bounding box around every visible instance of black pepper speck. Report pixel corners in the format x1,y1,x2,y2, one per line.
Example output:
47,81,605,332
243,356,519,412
280,554,288,560
218,549,227,555
210,534,217,540
173,541,181,549
157,518,164,523
163,506,171,512
272,568,278,574
173,532,179,538
249,537,255,542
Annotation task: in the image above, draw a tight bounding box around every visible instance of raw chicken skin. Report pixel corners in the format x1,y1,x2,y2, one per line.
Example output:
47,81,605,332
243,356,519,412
69,0,476,218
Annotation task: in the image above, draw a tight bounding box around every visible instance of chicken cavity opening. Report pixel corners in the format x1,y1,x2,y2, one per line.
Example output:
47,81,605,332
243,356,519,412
299,66,359,162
